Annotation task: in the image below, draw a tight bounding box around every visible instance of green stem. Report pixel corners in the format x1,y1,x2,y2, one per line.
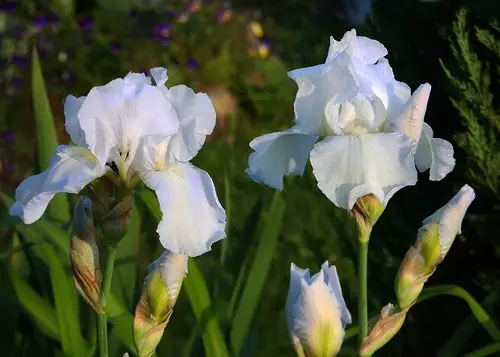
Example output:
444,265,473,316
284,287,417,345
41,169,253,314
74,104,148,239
97,247,117,357
358,240,369,347
464,343,500,357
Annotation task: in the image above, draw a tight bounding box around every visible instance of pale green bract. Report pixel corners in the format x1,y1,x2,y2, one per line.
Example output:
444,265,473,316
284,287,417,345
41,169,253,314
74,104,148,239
10,67,226,257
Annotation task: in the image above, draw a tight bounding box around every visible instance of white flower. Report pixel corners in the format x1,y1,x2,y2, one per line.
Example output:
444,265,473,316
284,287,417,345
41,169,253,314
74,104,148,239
286,262,351,357
246,29,455,209
415,123,455,181
418,184,475,259
10,67,225,257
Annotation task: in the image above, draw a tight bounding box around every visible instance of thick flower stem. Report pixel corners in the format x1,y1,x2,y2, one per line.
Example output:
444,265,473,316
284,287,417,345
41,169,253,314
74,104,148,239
97,246,117,357
358,239,369,348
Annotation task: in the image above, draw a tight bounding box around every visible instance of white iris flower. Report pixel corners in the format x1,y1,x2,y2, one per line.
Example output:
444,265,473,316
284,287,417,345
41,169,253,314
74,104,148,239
247,29,455,209
10,67,226,257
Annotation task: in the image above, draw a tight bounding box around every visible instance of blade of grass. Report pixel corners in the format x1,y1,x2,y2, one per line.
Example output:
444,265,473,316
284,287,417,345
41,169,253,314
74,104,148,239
14,219,87,356
184,259,230,357
31,47,69,222
4,266,60,341
418,285,500,342
465,343,500,357
45,246,87,357
437,291,499,357
230,191,285,356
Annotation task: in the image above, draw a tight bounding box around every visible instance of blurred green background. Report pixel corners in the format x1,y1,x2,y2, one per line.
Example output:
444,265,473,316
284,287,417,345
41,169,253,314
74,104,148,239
1,0,500,356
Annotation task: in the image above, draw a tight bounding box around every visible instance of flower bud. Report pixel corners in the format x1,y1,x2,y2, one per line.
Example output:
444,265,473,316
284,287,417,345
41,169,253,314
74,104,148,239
134,251,187,357
395,247,432,309
418,184,475,262
395,184,475,308
70,196,103,313
286,262,351,357
360,304,409,357
350,194,384,242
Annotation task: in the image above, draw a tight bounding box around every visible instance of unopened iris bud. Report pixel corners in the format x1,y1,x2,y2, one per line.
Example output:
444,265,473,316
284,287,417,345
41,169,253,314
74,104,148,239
134,251,187,357
350,194,385,242
70,196,103,313
395,184,475,308
286,262,351,357
360,304,409,357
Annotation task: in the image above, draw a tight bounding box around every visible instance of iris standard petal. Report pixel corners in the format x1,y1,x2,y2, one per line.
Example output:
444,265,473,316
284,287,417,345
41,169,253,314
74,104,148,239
141,163,226,257
165,85,216,162
415,123,455,181
288,58,359,136
64,95,86,147
77,77,178,168
389,83,431,143
246,126,319,190
9,146,104,224
310,132,417,209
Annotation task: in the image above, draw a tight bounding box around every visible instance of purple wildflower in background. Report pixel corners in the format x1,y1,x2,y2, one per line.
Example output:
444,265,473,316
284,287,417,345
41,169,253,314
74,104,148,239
10,77,22,88
217,8,232,23
0,131,15,145
11,55,27,68
154,23,171,44
2,2,17,12
187,0,202,12
61,70,72,82
187,58,198,71
78,18,93,31
110,41,121,54
33,16,49,31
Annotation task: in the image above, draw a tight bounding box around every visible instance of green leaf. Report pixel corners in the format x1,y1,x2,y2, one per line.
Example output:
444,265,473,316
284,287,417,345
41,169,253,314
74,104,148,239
465,342,500,357
437,291,499,357
44,247,87,357
418,285,500,342
31,47,70,222
184,259,230,357
14,218,87,356
136,189,161,222
109,315,138,356
3,267,60,341
230,190,285,355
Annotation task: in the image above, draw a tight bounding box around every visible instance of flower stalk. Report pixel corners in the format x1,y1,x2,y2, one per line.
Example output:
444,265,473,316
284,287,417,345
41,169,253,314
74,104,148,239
97,246,117,357
358,239,369,346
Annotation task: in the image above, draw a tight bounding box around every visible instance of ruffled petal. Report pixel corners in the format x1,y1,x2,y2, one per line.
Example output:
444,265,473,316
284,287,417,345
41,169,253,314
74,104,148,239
326,29,387,65
165,85,216,162
415,123,455,181
310,132,417,209
64,95,86,147
246,126,319,190
9,146,104,224
288,60,359,136
141,163,226,257
389,83,431,143
150,67,168,86
78,77,178,168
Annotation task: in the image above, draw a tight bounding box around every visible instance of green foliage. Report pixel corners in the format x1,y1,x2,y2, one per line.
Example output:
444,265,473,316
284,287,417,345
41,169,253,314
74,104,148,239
31,48,70,222
441,9,500,197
